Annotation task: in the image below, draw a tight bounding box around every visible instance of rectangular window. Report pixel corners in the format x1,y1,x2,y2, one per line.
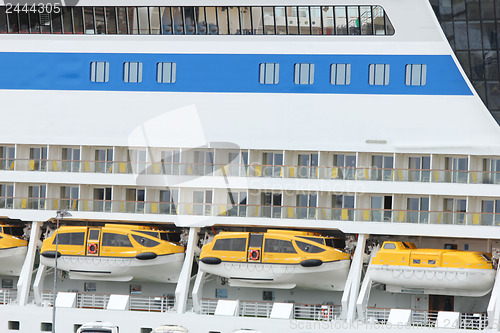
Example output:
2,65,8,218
405,64,427,86
369,64,390,85
413,259,421,264
331,64,351,85
90,61,109,82
294,63,314,84
157,62,177,83
259,63,279,84
123,62,143,83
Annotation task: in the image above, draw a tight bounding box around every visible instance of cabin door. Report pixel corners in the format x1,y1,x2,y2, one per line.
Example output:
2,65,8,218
86,228,101,256
429,295,454,312
247,234,263,263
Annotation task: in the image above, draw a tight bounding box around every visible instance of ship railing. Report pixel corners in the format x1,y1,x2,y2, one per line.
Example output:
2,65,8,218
76,292,109,309
200,298,341,321
0,288,17,305
40,291,177,312
3,197,499,226
365,307,487,329
129,295,175,312
3,157,500,186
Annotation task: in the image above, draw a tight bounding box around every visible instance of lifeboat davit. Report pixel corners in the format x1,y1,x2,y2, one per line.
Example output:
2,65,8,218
199,230,350,291
369,241,496,297
40,224,185,283
0,224,27,276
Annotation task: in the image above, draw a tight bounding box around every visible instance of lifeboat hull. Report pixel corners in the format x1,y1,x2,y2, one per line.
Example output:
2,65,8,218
200,259,350,291
0,246,27,276
40,253,184,283
369,265,496,297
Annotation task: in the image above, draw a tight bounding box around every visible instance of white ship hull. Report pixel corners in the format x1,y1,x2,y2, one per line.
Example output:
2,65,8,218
40,253,184,283
369,265,496,297
200,259,350,291
0,246,27,276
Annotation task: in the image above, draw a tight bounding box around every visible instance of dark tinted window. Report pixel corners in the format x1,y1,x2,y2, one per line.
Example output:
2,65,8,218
295,240,325,253
131,234,160,247
54,232,85,245
3,226,24,238
136,230,160,238
88,229,100,240
102,232,133,247
264,238,297,253
212,238,246,251
249,234,263,247
160,232,180,243
298,236,324,245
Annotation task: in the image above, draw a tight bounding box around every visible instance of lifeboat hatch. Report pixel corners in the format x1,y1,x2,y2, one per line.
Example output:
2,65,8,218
86,228,100,256
429,295,454,312
247,234,263,262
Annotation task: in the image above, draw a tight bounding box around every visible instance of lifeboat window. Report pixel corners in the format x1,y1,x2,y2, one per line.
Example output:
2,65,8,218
102,232,133,247
413,259,421,264
383,243,396,249
136,230,160,238
2,226,24,238
160,232,181,243
402,242,411,248
0,235,2,239
264,238,297,253
298,236,325,245
249,234,264,248
131,234,160,247
212,238,247,251
88,229,100,240
481,254,492,261
53,232,85,246
428,260,436,265
295,240,325,253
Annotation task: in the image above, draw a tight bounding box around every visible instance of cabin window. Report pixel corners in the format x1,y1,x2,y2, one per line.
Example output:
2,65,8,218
84,282,96,292
2,278,13,288
2,226,23,237
294,63,314,85
369,64,390,85
123,62,143,83
259,63,279,84
54,232,85,246
264,238,297,253
383,243,396,249
160,232,180,243
215,288,228,299
90,61,109,82
212,238,247,251
428,260,436,265
102,232,133,247
413,259,421,264
40,322,52,332
295,240,325,253
131,234,160,247
157,62,177,83
405,64,427,86
331,64,351,85
130,284,142,294
263,290,275,301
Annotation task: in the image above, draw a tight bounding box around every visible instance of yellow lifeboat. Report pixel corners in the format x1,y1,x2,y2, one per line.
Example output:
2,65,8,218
199,229,350,291
0,223,27,276
369,241,495,296
40,224,185,283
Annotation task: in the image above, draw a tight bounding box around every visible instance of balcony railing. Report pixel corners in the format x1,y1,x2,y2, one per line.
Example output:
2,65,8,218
40,291,176,312
0,197,499,226
365,307,487,329
1,158,499,185
200,298,341,321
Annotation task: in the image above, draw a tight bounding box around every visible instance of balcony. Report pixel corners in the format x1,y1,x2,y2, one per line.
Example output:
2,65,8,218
1,158,499,185
0,196,498,226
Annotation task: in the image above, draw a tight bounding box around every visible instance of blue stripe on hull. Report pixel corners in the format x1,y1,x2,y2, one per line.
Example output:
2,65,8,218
0,52,472,95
